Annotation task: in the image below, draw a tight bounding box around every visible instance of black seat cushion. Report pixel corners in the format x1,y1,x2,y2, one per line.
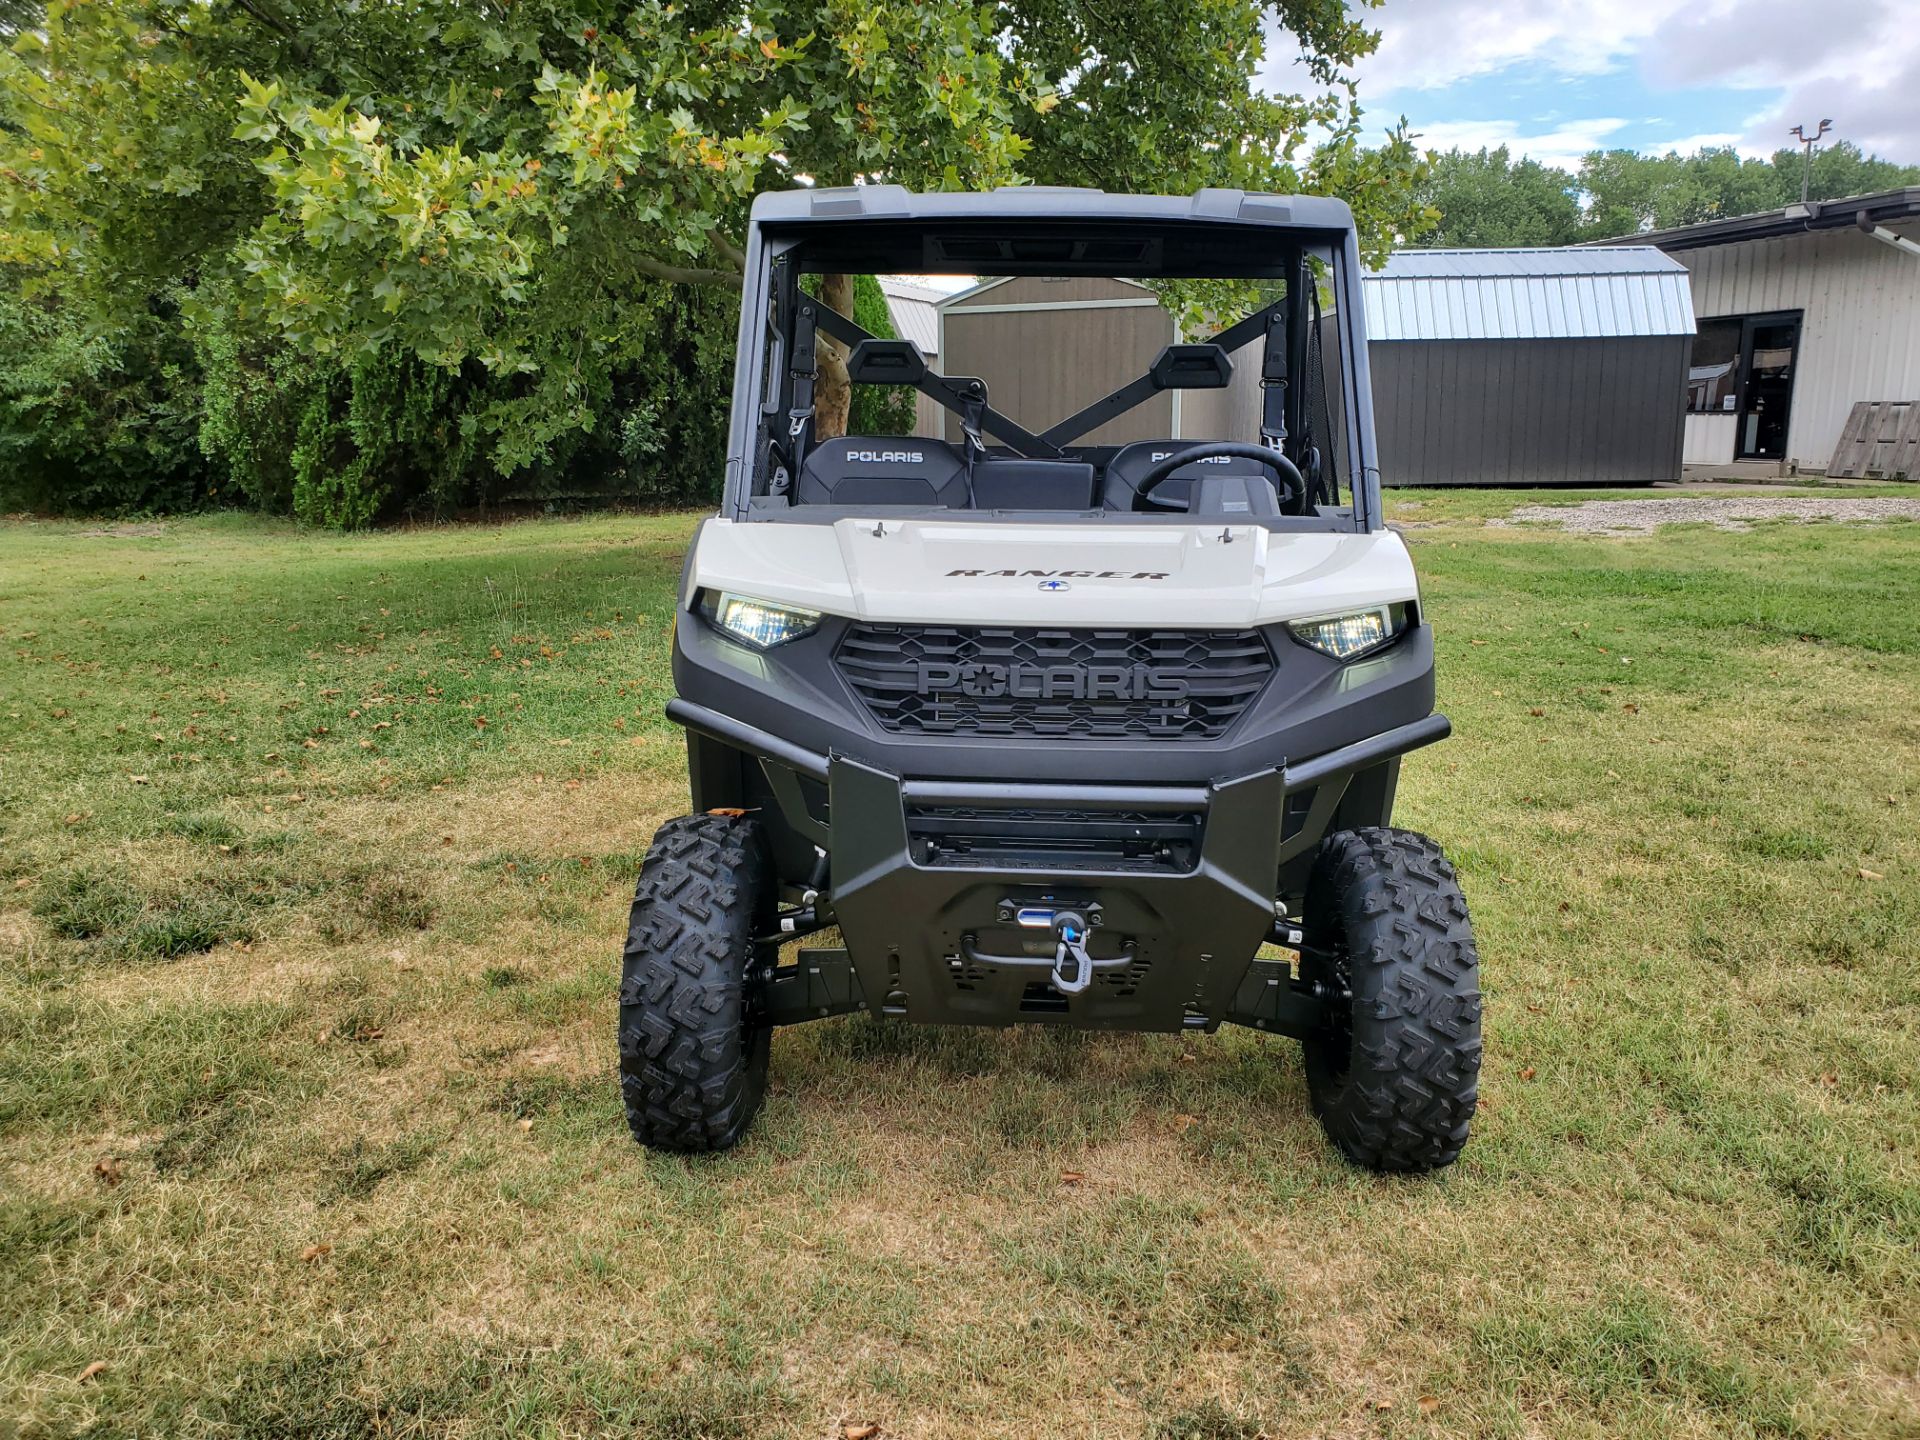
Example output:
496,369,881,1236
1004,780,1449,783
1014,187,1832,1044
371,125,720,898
1101,440,1280,512
971,458,1098,511
795,437,969,507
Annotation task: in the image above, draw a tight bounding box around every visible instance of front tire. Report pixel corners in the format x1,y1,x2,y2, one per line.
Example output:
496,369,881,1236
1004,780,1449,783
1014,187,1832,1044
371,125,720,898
618,813,774,1152
1300,827,1481,1173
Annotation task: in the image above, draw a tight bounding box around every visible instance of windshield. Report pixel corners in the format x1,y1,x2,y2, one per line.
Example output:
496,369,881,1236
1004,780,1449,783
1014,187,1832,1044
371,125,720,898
737,220,1366,529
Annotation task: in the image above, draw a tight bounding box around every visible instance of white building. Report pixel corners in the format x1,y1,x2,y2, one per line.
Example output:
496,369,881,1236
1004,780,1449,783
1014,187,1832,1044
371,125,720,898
1605,188,1920,477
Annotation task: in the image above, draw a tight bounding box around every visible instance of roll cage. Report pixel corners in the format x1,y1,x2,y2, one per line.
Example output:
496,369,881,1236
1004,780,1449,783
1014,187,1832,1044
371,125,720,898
721,186,1386,532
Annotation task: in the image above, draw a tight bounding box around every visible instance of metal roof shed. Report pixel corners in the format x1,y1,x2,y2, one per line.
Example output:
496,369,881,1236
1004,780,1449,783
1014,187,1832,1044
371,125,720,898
1364,247,1695,486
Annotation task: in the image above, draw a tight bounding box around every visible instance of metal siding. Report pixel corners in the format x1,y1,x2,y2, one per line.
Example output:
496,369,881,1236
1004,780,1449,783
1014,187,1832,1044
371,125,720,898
1679,220,1920,468
1371,337,1687,486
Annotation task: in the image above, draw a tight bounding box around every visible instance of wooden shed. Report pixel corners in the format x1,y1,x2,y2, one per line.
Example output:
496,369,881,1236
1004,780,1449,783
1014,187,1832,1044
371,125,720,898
935,276,1264,447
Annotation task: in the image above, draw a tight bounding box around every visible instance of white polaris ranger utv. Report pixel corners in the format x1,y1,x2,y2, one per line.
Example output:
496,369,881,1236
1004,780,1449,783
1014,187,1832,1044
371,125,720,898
622,187,1481,1172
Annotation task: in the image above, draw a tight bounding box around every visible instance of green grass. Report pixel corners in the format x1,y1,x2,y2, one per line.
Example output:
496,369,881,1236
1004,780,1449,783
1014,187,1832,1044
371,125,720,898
2,495,1917,1438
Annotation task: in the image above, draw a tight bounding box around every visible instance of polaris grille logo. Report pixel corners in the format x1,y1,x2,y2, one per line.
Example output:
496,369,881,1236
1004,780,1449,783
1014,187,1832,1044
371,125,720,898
848,449,922,464
914,662,1191,702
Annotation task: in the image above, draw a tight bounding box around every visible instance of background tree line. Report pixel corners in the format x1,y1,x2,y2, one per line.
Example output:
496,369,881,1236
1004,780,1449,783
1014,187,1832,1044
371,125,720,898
1412,141,1920,249
0,0,1423,525
8,0,1917,527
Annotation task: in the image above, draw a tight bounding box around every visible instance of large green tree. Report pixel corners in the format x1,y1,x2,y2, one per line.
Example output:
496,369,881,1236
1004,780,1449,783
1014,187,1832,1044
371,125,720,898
1,0,1426,509
1412,141,1920,250
1581,141,1920,237
1412,146,1581,247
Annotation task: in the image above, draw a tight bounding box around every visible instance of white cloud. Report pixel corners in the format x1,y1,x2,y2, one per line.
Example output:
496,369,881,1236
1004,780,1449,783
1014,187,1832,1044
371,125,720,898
1407,117,1632,171
1639,132,1763,158
1263,0,1920,164
1346,1,1678,97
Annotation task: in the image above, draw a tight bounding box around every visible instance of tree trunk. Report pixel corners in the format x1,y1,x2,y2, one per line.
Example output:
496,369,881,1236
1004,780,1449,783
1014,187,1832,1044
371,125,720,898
813,272,855,440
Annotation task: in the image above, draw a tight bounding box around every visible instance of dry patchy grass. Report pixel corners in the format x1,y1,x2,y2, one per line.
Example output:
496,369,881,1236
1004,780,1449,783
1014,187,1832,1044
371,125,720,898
1,500,1916,1438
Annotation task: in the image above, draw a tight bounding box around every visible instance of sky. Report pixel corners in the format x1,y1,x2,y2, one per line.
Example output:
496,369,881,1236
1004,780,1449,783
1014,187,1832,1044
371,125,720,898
1270,0,1920,171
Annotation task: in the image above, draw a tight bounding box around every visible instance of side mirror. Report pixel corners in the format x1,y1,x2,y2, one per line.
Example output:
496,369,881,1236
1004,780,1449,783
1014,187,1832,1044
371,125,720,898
847,338,928,385
1148,343,1233,390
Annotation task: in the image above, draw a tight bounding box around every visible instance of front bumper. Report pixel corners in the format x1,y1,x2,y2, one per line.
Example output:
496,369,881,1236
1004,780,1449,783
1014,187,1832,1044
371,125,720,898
668,698,1449,1031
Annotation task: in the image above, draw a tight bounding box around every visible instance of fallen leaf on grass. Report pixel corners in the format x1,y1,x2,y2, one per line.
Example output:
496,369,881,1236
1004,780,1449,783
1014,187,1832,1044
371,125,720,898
517,1118,534,1133
1418,1395,1439,1416
93,1157,124,1187
844,1424,880,1440
128,774,149,785
1059,1170,1085,1185
1172,1113,1199,1133
1858,867,1884,881
1528,707,1544,717
299,1243,331,1263
1519,1066,1537,1081
1818,1072,1838,1087
1372,1398,1393,1412
77,1362,107,1384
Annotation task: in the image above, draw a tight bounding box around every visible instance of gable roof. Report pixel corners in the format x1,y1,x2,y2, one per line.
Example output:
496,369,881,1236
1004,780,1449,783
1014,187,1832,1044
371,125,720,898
1364,246,1695,341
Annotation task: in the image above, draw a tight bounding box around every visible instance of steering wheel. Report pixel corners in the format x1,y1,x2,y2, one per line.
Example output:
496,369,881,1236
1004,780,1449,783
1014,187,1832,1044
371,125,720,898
1132,442,1305,513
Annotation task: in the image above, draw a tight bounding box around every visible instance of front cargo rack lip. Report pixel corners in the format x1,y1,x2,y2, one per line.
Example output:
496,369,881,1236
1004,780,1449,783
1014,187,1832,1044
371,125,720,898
663,694,1452,797
831,621,1277,744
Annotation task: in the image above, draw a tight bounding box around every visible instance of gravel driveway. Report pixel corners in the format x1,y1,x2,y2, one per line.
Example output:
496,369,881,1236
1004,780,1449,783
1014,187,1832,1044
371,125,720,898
1494,495,1920,534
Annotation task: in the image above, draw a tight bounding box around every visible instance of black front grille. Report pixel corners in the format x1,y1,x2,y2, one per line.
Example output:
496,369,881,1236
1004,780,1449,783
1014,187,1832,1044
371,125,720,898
836,625,1272,741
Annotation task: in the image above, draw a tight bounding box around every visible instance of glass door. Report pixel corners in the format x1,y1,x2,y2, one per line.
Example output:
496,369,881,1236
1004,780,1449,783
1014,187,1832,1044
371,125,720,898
1736,312,1800,461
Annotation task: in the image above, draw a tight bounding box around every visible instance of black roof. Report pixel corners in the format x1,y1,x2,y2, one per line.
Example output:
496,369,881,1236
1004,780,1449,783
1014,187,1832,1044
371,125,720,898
1589,187,1920,253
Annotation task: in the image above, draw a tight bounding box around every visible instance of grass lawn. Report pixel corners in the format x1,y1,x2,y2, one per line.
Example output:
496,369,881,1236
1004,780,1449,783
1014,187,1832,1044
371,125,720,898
2,493,1916,1438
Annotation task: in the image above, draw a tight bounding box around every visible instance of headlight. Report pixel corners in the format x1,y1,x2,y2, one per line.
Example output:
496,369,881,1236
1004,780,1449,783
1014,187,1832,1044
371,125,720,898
698,590,823,650
1289,602,1411,661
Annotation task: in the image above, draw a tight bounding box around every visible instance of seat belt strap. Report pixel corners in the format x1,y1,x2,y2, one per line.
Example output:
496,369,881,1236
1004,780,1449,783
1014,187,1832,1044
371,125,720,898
786,303,819,465
1260,309,1289,449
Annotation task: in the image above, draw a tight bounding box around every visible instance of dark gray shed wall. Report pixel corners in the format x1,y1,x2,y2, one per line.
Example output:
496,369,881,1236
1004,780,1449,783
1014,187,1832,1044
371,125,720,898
1371,336,1688,486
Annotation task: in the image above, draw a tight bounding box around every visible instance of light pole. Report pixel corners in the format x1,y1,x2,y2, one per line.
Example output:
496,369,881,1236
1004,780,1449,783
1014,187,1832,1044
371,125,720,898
1789,119,1833,203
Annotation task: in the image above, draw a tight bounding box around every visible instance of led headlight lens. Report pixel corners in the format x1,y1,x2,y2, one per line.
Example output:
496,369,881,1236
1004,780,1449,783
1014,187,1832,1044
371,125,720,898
1289,603,1411,661
700,591,823,650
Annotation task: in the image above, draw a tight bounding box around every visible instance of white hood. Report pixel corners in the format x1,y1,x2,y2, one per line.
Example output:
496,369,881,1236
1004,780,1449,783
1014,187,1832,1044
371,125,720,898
688,518,1417,628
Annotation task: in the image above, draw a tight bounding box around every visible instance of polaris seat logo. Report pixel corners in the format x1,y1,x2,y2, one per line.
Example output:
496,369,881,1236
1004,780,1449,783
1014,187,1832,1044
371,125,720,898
848,449,922,464
915,662,1190,702
1149,451,1234,464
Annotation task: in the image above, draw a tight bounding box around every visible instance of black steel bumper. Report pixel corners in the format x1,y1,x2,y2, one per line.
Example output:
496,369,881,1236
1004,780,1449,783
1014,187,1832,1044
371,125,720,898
665,698,1449,1031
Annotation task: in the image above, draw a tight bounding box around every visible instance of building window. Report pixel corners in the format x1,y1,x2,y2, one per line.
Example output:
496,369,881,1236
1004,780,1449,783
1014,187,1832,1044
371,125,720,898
1688,318,1742,414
